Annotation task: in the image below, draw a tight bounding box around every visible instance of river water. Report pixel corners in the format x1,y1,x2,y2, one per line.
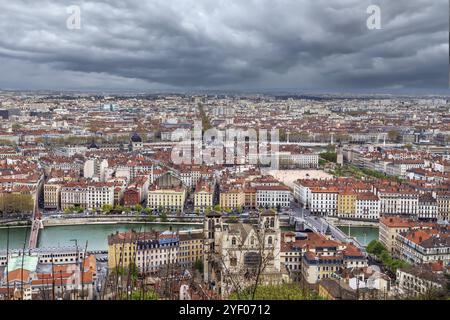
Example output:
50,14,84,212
337,225,379,246
0,223,201,251
0,223,379,251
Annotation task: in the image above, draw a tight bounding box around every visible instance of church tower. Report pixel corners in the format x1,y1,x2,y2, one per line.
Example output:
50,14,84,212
203,211,222,283
336,142,344,166
129,132,143,151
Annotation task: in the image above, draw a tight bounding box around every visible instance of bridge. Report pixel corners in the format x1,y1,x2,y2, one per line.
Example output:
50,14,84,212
289,209,366,254
28,202,43,249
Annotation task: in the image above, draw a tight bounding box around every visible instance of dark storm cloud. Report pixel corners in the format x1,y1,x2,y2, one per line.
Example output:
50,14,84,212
0,0,447,90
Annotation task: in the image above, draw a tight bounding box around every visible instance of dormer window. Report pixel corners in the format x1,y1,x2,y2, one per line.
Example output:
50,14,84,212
231,237,236,246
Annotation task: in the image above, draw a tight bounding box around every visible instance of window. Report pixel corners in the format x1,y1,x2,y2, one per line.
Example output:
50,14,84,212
268,236,273,245
231,237,236,246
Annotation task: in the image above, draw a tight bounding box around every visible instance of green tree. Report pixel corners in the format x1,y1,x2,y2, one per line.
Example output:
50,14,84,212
388,130,400,142
102,204,113,214
403,144,413,151
366,240,386,256
0,193,34,215
229,283,322,300
11,123,22,130
194,258,203,273
319,152,337,163
127,289,158,300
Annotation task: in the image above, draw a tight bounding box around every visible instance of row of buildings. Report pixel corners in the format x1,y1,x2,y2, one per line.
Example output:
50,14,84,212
107,229,204,272
44,160,295,213
379,216,450,266
294,177,450,221
0,247,97,300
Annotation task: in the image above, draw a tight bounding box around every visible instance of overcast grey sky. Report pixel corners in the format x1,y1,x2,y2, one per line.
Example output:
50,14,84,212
0,0,448,91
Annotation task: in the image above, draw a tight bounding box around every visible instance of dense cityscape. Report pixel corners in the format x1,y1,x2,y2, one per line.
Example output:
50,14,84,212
0,91,449,300
0,0,448,310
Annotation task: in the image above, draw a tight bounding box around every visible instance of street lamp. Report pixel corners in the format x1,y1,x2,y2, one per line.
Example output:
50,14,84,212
70,239,79,300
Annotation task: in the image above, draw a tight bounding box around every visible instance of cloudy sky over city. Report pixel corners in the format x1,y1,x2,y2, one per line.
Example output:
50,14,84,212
0,0,447,91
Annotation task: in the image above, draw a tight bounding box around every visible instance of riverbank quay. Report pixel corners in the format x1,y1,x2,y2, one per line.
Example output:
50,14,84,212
326,216,379,227
0,219,31,228
43,217,203,227
0,215,203,228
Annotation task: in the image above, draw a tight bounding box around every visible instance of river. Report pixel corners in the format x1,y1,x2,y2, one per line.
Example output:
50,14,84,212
0,223,201,251
0,223,379,251
337,225,379,246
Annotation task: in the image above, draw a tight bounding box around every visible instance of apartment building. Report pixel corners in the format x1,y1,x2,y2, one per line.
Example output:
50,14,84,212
301,237,367,285
60,182,88,210
43,179,62,210
280,231,367,285
123,188,140,207
107,230,179,273
386,160,425,177
219,187,245,210
355,193,380,220
87,182,115,210
178,231,204,268
418,193,438,220
379,216,415,255
309,188,338,216
436,192,450,221
396,227,450,265
60,181,114,210
194,180,214,213
244,187,257,209
147,184,187,212
280,232,304,280
108,230,203,273
255,184,291,209
378,189,419,216
123,175,150,206
337,190,357,219
397,264,448,297
83,158,109,182
135,231,179,273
